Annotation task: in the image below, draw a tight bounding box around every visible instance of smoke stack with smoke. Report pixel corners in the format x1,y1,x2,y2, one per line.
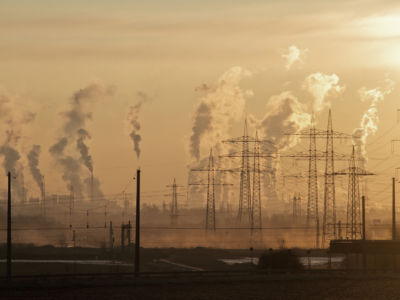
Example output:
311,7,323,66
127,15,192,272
49,82,115,198
127,91,148,159
27,145,44,195
353,77,394,166
282,45,308,71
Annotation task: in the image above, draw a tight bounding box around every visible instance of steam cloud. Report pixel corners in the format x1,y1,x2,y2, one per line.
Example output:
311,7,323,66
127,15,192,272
49,82,115,198
189,66,253,162
282,45,308,70
353,77,394,164
255,91,311,151
303,72,344,114
127,91,148,159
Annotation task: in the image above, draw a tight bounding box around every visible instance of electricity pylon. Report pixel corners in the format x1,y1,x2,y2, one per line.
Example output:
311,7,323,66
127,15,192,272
283,109,355,248
323,110,335,246
222,120,275,227
190,148,233,231
206,149,215,230
166,179,184,226
334,146,374,239
251,132,262,232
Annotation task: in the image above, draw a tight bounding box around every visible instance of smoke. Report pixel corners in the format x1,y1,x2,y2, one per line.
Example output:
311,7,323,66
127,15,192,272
49,137,68,156
251,91,311,211
282,45,308,70
303,72,344,113
190,102,213,160
27,145,44,194
84,176,104,199
76,129,92,173
59,156,83,195
49,82,115,198
0,144,20,174
62,83,115,135
255,91,311,151
0,86,35,202
353,77,394,164
126,91,148,159
189,66,253,162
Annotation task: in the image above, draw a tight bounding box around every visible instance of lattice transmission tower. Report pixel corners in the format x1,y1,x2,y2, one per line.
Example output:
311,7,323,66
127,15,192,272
190,148,233,231
166,179,184,226
251,132,262,231
222,120,275,227
206,149,216,230
334,146,374,239
322,110,336,246
283,109,354,247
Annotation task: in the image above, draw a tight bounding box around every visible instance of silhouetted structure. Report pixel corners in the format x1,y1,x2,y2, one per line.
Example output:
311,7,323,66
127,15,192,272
166,178,184,226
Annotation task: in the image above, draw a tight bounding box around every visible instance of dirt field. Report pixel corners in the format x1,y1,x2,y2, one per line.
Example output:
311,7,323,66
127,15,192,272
2,278,400,299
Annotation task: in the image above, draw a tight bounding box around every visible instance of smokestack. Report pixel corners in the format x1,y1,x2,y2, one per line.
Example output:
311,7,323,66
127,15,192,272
7,171,12,280
90,171,94,202
393,177,396,240
41,175,46,218
135,168,141,276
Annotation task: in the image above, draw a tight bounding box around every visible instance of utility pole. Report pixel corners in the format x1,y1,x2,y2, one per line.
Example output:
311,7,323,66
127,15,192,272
134,169,140,276
7,171,12,280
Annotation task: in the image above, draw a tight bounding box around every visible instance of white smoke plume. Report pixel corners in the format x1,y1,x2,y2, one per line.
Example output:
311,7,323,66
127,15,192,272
251,91,311,211
27,145,44,195
353,77,394,164
303,72,344,114
255,91,311,151
189,66,253,162
282,45,308,71
126,91,148,159
49,82,115,198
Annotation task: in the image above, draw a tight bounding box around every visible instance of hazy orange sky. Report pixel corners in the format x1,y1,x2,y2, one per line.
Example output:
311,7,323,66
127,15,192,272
1,0,400,211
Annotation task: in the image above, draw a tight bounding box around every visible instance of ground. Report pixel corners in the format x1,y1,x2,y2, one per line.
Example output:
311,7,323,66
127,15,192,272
2,278,400,299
